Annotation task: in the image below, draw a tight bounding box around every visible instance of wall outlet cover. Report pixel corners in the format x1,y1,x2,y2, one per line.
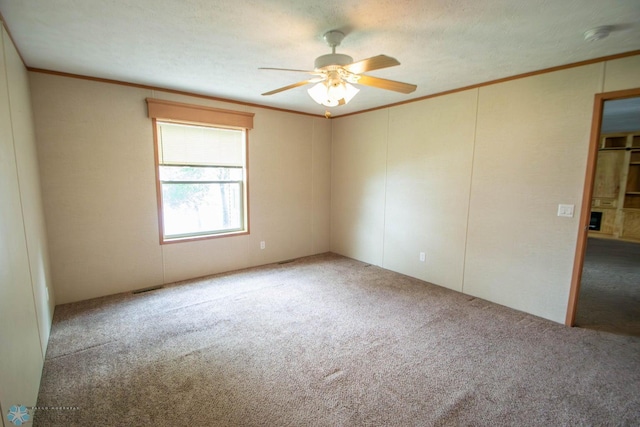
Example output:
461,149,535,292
557,204,575,218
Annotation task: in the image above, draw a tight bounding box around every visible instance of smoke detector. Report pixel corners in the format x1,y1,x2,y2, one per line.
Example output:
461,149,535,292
584,26,612,42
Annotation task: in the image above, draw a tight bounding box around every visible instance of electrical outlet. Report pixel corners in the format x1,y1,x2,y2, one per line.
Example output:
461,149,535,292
260,241,266,250
419,252,426,262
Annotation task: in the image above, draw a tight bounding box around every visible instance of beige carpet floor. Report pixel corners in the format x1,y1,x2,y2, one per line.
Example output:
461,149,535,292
34,253,640,426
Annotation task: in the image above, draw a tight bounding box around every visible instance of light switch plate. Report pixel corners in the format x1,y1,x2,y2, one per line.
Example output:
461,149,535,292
557,204,575,218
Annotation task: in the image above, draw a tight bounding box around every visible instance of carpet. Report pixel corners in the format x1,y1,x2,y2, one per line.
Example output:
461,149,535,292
576,237,640,336
34,253,640,426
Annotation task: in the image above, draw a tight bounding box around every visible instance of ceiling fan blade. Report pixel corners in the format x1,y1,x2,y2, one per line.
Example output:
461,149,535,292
343,55,400,74
261,79,318,96
356,74,417,94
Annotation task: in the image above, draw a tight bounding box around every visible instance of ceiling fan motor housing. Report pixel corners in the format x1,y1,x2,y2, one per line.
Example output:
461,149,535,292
314,53,354,70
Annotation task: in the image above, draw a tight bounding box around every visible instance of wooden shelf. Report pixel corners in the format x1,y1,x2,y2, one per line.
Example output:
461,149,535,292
624,195,640,209
594,132,640,239
602,135,627,148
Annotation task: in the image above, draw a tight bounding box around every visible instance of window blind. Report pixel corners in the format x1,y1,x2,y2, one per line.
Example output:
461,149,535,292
158,122,244,167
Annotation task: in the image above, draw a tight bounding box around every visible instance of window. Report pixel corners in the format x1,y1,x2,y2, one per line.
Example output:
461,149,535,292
146,99,254,243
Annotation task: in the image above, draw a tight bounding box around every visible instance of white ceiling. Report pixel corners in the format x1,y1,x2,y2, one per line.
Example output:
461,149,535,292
1,0,639,117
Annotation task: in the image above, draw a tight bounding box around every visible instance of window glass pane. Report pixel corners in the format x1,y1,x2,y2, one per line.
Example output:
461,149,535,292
162,182,242,237
159,165,242,182
158,122,244,166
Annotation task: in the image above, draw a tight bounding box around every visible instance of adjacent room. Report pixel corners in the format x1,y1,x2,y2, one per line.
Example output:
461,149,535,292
1,1,639,426
576,96,640,335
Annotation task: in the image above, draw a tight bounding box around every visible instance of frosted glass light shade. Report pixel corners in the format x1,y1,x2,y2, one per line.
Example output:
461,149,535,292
307,81,359,107
308,82,338,107
342,83,359,104
327,81,346,101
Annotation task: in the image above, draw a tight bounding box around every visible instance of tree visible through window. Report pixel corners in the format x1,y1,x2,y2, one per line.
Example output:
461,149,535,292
156,121,247,241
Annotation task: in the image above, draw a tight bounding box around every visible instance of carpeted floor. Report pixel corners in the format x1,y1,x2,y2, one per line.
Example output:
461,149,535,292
576,237,640,336
35,253,640,426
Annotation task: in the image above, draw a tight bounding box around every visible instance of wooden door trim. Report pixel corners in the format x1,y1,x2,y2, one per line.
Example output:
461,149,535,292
566,87,640,326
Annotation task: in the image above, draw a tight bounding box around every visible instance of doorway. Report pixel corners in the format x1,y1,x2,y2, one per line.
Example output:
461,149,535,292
566,89,640,335
575,237,640,335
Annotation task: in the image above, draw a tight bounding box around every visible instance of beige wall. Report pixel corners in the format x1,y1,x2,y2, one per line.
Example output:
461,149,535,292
30,74,332,304
0,25,54,414
603,55,640,92
21,41,640,329
331,110,388,266
331,55,640,324
385,89,477,292
464,64,602,321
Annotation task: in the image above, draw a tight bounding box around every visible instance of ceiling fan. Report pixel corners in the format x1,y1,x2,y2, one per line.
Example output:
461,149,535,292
260,30,417,108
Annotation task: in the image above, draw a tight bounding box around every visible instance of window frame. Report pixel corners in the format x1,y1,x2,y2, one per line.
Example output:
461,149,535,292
147,99,253,244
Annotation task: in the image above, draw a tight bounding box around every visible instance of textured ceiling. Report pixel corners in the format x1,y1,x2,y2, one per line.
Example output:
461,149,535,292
1,0,639,117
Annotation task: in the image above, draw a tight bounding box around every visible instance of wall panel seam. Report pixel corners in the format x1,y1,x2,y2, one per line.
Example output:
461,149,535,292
310,117,315,254
329,119,334,250
461,88,481,294
381,109,391,267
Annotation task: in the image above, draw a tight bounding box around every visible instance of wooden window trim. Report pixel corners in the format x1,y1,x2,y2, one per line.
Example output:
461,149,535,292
146,98,254,129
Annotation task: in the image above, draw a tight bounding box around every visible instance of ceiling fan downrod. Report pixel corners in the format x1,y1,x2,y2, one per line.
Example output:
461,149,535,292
323,30,345,53
315,31,353,69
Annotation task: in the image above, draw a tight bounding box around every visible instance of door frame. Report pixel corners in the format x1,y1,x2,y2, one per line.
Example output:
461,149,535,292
566,87,640,326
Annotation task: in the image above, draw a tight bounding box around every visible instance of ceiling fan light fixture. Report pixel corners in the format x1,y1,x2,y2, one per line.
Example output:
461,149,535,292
308,81,359,107
327,80,347,101
342,82,359,103
308,82,339,107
